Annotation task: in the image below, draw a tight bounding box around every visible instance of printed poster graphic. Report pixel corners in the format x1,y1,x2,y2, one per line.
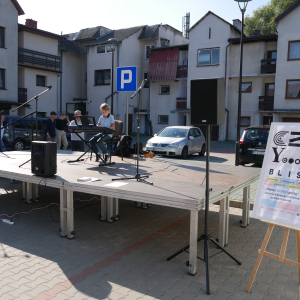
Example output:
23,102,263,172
252,123,300,230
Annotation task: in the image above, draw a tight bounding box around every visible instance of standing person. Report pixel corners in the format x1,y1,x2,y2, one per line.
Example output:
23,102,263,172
69,110,85,151
0,115,6,152
46,111,57,142
56,113,70,150
90,103,115,161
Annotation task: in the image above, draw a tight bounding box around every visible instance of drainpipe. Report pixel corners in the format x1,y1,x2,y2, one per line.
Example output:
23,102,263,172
224,42,231,141
60,50,63,115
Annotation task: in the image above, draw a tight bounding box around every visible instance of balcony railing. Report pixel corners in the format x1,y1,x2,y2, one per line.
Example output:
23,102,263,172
18,87,27,103
18,47,60,71
259,96,274,110
261,59,276,74
176,97,187,109
176,65,188,78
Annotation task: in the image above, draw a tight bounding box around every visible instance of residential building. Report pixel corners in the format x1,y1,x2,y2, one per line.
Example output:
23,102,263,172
18,20,62,117
0,0,24,115
85,24,188,134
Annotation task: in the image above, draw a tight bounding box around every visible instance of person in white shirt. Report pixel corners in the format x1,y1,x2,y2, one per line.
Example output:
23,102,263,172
89,103,115,161
69,110,85,151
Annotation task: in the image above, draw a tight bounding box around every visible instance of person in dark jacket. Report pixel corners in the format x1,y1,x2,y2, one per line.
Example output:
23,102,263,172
46,111,57,142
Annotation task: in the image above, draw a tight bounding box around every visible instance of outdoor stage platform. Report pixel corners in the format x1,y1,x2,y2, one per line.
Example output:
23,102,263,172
0,150,260,275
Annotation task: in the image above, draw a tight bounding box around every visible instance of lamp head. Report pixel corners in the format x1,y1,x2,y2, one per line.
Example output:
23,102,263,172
107,38,120,52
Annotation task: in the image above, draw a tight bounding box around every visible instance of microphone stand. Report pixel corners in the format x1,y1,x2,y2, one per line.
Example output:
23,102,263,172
112,79,153,185
2,86,52,167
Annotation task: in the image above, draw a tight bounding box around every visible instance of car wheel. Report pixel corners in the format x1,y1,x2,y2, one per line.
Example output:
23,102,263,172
199,144,206,156
181,146,188,159
14,140,25,151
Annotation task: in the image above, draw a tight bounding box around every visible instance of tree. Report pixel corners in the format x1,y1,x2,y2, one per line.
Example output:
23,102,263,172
244,0,298,35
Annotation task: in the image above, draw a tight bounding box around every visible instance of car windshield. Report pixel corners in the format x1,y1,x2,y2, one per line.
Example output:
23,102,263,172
244,128,269,143
158,128,188,138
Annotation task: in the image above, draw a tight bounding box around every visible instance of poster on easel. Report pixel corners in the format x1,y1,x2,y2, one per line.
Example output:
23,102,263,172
252,122,300,230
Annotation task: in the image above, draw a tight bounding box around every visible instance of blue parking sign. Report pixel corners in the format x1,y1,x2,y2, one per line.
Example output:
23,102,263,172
117,66,137,92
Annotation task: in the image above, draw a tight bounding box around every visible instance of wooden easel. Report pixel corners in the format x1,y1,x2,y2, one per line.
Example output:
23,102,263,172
246,221,300,293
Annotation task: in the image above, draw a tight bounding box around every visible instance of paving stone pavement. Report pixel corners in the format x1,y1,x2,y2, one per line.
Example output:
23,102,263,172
0,177,299,300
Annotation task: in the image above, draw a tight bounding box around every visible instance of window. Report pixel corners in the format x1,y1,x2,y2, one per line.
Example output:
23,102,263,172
160,38,169,47
241,82,252,93
0,27,4,48
265,83,275,96
94,69,110,85
36,75,46,86
145,45,155,59
267,50,277,64
158,115,169,124
160,86,170,95
241,117,250,127
96,46,105,54
286,80,300,99
288,41,300,60
0,69,5,89
198,48,220,66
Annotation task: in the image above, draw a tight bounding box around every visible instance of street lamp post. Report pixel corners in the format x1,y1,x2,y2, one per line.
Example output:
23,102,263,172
107,38,120,115
234,0,251,166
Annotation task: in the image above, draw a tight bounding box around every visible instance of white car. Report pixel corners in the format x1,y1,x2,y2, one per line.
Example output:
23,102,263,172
145,126,206,159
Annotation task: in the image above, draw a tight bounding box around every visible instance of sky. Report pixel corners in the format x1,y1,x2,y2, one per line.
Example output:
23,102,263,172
17,0,271,36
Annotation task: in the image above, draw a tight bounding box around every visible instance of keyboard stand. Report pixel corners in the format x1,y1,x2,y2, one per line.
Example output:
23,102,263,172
67,132,115,167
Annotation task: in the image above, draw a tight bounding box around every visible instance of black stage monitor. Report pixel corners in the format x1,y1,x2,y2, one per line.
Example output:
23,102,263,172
31,141,57,177
75,115,96,126
190,78,225,126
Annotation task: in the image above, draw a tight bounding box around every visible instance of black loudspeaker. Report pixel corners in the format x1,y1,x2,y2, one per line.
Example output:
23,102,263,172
31,141,57,177
190,78,225,126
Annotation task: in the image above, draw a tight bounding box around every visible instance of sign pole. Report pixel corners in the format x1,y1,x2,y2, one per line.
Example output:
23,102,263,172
126,92,129,135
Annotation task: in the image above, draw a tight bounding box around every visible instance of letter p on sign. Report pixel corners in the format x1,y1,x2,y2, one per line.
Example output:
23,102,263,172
121,70,132,89
117,66,137,92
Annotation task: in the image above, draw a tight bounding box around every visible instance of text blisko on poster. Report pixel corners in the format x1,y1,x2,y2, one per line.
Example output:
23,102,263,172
252,123,300,229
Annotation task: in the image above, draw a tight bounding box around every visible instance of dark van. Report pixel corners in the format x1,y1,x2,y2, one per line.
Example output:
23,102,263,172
239,125,270,165
2,116,48,151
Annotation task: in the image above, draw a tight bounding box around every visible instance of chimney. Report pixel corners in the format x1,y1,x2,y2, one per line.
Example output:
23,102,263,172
255,29,261,36
25,19,37,29
232,19,242,31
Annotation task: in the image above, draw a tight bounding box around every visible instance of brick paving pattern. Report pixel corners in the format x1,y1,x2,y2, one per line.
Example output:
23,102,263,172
0,169,298,299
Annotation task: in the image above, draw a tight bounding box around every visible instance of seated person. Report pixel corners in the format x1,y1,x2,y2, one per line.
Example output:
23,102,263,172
89,103,115,161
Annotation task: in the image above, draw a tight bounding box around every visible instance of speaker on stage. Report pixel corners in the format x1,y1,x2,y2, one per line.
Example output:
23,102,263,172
31,141,57,177
190,78,225,126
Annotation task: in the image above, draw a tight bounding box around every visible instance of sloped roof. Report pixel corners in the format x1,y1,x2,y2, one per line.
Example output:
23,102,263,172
275,0,300,23
138,25,159,39
64,26,111,41
189,11,241,35
87,25,145,46
228,34,278,44
11,0,24,15
58,39,84,54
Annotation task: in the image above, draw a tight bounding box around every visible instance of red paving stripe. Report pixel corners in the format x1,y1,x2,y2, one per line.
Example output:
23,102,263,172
33,214,190,300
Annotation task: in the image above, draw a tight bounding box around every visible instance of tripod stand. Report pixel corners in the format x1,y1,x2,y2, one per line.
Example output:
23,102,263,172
167,125,241,294
112,79,152,185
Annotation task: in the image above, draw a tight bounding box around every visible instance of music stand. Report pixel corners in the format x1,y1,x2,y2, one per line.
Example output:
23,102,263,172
112,79,152,185
75,115,96,126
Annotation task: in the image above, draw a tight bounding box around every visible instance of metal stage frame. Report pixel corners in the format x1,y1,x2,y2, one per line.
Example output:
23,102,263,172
0,150,260,275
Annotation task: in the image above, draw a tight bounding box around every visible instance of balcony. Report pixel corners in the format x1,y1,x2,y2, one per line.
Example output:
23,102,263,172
176,97,187,109
259,96,274,110
261,59,276,74
18,47,60,71
176,65,188,78
18,87,27,103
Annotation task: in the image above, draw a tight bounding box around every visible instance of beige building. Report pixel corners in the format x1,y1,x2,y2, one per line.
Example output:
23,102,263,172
0,0,24,115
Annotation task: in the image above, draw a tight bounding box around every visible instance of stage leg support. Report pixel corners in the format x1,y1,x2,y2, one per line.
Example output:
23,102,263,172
32,183,38,201
24,182,33,203
60,189,67,237
241,185,250,228
106,197,113,223
101,196,107,221
66,190,74,239
113,198,119,221
219,196,229,247
189,210,198,275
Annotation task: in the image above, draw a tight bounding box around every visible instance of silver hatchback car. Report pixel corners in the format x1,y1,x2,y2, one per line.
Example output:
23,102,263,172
145,126,206,159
